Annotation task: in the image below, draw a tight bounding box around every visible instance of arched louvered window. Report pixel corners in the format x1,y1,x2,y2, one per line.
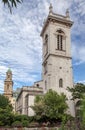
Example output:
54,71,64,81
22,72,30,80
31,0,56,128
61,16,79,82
59,78,63,87
56,29,65,51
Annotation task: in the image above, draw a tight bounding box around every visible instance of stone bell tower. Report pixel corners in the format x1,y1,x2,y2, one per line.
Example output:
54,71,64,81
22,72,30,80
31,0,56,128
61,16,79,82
4,69,13,99
40,4,75,116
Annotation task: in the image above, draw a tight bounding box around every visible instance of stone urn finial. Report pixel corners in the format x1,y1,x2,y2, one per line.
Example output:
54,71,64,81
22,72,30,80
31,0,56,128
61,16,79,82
49,3,53,14
66,8,70,18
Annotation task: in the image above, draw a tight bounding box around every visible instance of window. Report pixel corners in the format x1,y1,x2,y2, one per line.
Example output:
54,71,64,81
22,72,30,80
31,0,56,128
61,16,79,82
7,84,9,90
56,29,65,51
59,78,63,87
44,34,48,55
36,84,39,87
45,80,47,90
57,35,63,50
7,74,10,79
44,62,47,74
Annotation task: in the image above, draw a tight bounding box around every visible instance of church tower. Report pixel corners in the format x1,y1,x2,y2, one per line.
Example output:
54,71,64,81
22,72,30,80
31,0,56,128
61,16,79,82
4,69,13,99
41,4,75,116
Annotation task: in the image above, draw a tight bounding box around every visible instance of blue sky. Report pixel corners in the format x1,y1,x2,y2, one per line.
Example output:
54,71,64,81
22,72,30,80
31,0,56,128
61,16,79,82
0,0,85,92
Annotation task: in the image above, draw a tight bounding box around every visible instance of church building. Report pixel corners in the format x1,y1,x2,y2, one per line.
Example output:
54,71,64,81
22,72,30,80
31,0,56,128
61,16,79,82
13,4,75,116
40,4,75,116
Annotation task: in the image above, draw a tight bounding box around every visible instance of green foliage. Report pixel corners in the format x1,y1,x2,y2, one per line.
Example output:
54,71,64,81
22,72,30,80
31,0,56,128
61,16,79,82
0,108,14,126
81,96,85,126
0,94,13,110
22,120,29,127
32,89,68,124
0,95,32,127
67,83,85,100
67,83,85,129
44,90,68,119
67,83,85,117
2,0,23,13
14,114,29,122
12,120,22,127
0,94,14,126
13,114,30,127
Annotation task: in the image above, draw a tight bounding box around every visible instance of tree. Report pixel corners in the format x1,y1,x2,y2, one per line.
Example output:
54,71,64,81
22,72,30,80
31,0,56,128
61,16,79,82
67,83,85,129
12,114,30,127
0,108,14,126
0,94,13,110
2,0,23,12
0,94,14,126
32,89,68,124
67,83,85,100
80,96,85,129
67,83,85,116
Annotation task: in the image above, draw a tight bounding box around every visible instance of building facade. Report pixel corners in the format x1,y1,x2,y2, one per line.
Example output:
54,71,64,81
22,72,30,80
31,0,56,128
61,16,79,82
16,86,43,116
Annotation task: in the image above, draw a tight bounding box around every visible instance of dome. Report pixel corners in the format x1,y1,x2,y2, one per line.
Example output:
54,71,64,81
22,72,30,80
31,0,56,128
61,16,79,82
7,68,12,73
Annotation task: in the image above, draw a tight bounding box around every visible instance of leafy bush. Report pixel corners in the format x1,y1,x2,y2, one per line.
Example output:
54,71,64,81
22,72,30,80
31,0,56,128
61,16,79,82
22,120,29,127
12,121,22,127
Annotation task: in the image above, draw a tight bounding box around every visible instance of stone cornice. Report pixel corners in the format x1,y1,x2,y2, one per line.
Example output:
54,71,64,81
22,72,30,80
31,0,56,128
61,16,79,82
42,53,72,65
16,86,43,101
40,13,73,36
4,80,13,82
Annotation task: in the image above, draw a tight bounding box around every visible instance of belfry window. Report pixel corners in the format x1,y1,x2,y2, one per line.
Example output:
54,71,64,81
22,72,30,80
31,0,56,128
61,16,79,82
59,78,63,87
56,29,65,51
57,35,63,50
7,74,10,79
7,84,9,90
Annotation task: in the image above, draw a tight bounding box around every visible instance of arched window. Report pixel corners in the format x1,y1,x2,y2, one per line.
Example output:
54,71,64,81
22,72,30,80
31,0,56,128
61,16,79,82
44,34,48,54
7,84,9,90
7,74,10,79
59,78,63,87
45,80,47,90
56,29,65,51
44,61,47,74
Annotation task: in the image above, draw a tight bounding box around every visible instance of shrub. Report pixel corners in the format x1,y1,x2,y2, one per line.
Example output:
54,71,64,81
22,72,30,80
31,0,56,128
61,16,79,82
12,121,22,127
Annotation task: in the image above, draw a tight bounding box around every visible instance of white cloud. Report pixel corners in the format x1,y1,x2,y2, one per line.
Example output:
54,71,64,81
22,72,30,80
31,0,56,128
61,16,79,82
72,43,85,65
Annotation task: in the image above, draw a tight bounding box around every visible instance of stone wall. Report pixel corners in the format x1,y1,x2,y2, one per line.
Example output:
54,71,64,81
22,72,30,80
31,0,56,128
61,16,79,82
0,127,59,130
